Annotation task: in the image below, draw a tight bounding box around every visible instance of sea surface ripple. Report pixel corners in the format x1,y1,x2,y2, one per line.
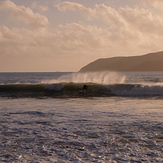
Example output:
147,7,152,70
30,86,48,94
0,97,163,162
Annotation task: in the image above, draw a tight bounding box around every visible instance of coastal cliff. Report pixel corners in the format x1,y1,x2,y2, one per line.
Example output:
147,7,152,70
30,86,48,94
79,51,163,72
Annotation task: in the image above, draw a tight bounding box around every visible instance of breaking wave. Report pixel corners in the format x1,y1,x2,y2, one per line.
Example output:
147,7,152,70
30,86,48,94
0,82,163,98
0,72,163,98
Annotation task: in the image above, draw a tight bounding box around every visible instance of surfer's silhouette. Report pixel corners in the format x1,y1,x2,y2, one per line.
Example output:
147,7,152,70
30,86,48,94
82,84,88,92
79,84,88,95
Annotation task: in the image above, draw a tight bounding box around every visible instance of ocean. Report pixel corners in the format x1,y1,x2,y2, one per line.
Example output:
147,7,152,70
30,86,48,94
0,72,163,162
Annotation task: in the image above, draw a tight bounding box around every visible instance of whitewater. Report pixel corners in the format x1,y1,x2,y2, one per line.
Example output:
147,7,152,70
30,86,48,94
0,72,163,162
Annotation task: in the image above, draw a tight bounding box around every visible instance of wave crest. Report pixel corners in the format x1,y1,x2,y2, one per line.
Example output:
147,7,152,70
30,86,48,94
42,72,126,85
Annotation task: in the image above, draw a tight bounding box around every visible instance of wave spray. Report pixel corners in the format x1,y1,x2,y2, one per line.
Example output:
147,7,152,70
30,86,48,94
44,72,126,85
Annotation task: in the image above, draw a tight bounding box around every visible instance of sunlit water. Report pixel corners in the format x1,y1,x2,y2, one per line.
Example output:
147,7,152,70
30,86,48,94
0,72,163,162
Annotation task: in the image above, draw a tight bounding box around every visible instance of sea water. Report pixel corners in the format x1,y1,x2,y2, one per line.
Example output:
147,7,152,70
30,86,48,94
0,72,163,162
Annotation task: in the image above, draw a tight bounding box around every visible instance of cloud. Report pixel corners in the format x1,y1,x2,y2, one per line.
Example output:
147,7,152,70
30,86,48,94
0,0,49,28
56,2,163,34
56,1,85,12
120,7,163,35
144,0,163,9
32,2,49,12
56,2,163,50
56,1,94,19
1,1,163,56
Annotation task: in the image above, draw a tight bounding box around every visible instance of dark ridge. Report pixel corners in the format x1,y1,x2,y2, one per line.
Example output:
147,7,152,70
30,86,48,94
79,51,163,72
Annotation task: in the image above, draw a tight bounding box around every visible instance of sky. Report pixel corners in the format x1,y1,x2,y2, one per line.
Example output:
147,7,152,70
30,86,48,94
0,0,163,72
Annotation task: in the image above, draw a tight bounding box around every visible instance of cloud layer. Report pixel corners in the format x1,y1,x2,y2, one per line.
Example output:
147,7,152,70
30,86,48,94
0,0,163,71
56,1,163,55
145,0,163,9
0,0,49,28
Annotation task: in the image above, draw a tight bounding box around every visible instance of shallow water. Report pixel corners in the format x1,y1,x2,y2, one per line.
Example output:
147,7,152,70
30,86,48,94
0,97,163,162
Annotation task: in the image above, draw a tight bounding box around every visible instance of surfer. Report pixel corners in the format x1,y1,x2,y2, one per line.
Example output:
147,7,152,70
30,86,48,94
82,84,88,92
